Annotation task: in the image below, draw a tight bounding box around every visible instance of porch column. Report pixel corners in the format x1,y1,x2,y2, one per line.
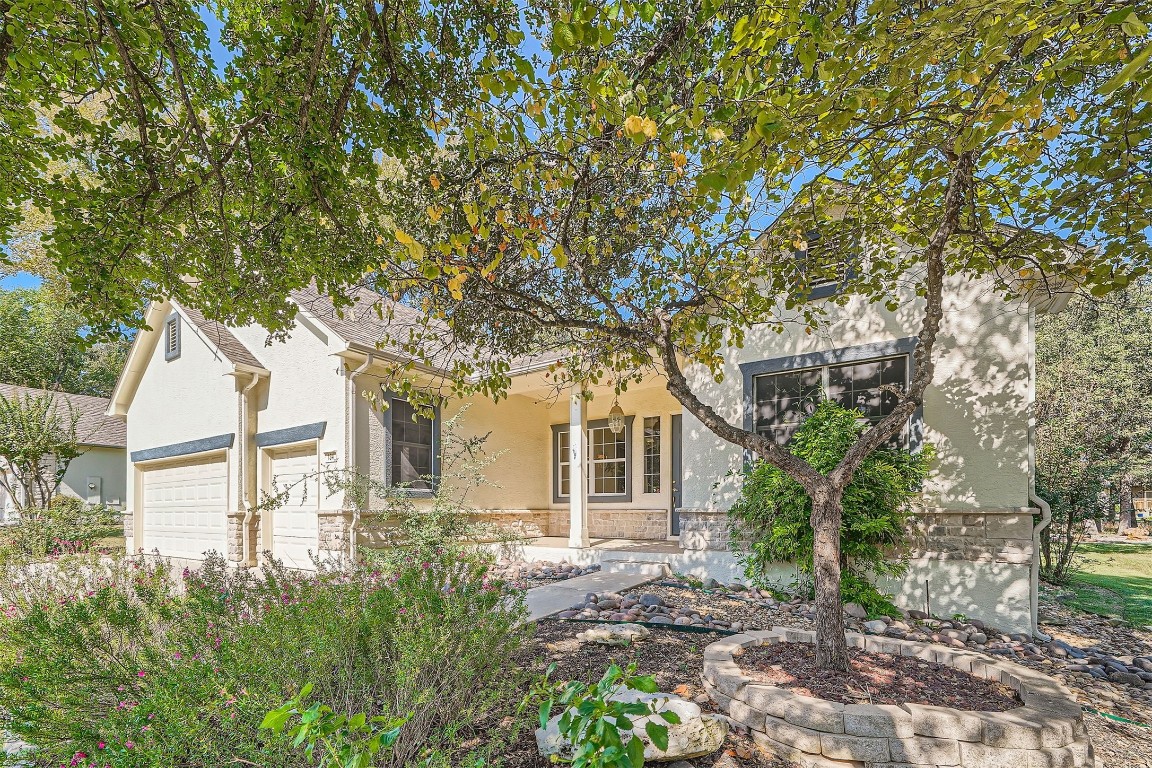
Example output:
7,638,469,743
569,387,590,548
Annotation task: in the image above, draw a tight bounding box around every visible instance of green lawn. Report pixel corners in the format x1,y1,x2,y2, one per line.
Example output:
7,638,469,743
1063,543,1152,628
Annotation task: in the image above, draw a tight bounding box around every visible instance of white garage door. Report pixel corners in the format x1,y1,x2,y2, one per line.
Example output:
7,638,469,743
267,445,319,569
140,455,228,560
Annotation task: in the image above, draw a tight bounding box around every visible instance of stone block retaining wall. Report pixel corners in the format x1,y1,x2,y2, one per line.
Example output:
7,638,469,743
702,628,1093,768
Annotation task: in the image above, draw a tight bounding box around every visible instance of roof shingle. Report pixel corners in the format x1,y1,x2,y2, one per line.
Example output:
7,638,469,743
0,383,127,448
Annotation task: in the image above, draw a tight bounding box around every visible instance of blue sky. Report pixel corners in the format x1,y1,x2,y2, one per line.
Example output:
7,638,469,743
1,273,41,290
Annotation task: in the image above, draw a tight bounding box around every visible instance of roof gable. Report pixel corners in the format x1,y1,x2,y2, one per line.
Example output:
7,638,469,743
0,383,126,448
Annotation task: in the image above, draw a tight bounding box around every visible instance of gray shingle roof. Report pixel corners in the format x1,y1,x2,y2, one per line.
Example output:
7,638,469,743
177,305,265,369
289,285,569,376
0,383,127,448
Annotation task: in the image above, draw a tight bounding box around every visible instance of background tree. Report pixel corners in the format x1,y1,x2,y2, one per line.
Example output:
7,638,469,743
0,389,82,513
368,0,1149,669
0,286,132,397
1,0,521,332
1035,282,1152,581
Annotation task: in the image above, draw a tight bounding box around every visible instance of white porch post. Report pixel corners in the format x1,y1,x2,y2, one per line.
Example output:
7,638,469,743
569,387,590,548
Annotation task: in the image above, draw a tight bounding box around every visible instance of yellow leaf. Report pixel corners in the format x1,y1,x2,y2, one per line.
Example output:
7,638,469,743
623,115,645,137
707,126,726,142
962,70,980,85
641,117,658,139
429,174,441,191
1065,106,1077,121
552,244,569,268
395,228,426,259
670,151,687,169
427,206,443,223
1042,123,1062,141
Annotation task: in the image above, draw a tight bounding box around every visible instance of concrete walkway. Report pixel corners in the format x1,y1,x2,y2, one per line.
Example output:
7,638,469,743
523,568,658,622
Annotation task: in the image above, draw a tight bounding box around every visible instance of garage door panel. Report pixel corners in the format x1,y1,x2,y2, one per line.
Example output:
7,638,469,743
140,456,228,561
268,445,319,569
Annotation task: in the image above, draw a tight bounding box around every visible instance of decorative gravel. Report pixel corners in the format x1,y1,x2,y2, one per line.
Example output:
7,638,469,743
739,642,1020,710
487,558,601,589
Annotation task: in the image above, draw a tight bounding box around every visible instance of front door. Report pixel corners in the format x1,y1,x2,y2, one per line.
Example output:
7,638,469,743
670,414,682,536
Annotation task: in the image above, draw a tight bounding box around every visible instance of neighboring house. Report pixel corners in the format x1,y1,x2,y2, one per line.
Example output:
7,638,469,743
0,383,127,520
108,273,1066,634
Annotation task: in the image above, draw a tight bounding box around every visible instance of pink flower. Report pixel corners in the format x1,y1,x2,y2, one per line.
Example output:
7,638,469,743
97,743,105,750
137,671,146,677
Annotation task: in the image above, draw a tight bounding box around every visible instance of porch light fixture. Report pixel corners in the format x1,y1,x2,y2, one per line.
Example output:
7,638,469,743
607,396,626,434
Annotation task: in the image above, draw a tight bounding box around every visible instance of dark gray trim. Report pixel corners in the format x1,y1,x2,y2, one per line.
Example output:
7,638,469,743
131,433,234,463
670,414,682,536
163,313,181,361
255,422,326,448
381,392,440,498
551,416,635,504
739,337,924,448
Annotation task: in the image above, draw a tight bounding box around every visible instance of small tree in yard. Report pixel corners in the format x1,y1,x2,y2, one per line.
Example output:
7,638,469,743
0,389,82,514
729,402,934,616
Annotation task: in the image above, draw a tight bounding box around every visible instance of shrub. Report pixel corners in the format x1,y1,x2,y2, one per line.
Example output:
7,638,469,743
729,400,933,614
0,550,528,767
0,495,123,559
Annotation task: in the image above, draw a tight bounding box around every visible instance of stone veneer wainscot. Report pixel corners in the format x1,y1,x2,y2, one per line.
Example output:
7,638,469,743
701,628,1094,768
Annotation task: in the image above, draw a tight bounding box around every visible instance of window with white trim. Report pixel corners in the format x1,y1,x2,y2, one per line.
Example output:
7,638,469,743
553,417,633,501
643,416,661,494
753,355,908,445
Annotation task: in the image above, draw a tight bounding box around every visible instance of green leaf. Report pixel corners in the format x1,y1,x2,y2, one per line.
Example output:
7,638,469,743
699,173,727,192
644,721,669,751
626,733,646,767
1101,45,1152,96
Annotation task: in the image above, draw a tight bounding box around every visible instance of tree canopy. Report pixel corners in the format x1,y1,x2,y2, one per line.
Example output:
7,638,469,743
1,0,521,332
0,286,131,397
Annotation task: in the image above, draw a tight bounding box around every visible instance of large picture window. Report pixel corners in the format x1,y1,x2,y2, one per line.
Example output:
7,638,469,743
753,356,908,445
552,417,634,502
386,396,439,494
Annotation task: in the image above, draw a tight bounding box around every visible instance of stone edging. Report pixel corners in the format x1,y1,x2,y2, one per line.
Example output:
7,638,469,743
701,627,1095,768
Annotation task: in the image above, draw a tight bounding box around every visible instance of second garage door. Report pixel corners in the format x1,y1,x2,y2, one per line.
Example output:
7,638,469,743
140,454,228,560
267,444,319,569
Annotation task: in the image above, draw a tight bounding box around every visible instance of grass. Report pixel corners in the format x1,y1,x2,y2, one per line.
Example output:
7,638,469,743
1063,542,1152,628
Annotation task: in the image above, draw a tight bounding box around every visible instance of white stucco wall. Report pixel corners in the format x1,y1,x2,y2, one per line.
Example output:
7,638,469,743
59,447,127,508
231,318,349,511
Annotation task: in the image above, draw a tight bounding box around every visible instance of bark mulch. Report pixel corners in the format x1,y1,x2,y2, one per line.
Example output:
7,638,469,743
739,642,1021,711
485,619,787,768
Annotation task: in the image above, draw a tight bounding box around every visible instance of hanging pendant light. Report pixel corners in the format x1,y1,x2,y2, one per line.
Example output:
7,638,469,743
607,394,626,434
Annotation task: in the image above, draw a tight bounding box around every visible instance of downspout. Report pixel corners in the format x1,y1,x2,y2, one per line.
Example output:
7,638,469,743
240,371,261,568
346,353,374,563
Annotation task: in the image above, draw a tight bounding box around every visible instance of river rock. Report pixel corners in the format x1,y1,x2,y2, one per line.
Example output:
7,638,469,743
536,687,727,762
576,623,652,647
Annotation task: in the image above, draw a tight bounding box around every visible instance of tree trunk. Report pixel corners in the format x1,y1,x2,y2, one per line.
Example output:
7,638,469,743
1118,475,1136,533
811,489,849,671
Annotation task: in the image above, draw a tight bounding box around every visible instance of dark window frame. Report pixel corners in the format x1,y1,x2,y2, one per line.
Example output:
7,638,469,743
739,337,924,450
551,416,635,504
382,392,441,497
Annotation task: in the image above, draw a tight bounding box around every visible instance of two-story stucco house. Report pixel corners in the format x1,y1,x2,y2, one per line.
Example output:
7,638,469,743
106,273,1066,634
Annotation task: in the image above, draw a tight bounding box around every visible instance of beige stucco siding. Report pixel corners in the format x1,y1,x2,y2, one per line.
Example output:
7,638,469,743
123,308,243,551
680,271,1033,514
231,320,348,512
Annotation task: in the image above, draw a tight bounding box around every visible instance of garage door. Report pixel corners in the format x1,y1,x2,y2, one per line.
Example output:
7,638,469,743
140,455,228,560
267,445,319,569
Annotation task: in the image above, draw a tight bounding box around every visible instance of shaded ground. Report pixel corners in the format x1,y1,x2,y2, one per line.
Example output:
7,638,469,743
1062,543,1152,628
739,643,1019,710
487,620,787,768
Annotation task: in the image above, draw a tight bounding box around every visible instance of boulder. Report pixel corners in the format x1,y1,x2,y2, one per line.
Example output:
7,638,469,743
843,602,868,619
576,623,652,647
638,594,665,608
536,687,727,762
863,620,888,634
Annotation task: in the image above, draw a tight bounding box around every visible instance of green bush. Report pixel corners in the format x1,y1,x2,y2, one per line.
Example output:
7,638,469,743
0,495,123,559
0,550,528,767
729,401,933,615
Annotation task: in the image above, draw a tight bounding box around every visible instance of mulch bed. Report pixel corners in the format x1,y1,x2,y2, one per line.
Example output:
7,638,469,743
739,642,1021,711
486,620,788,768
